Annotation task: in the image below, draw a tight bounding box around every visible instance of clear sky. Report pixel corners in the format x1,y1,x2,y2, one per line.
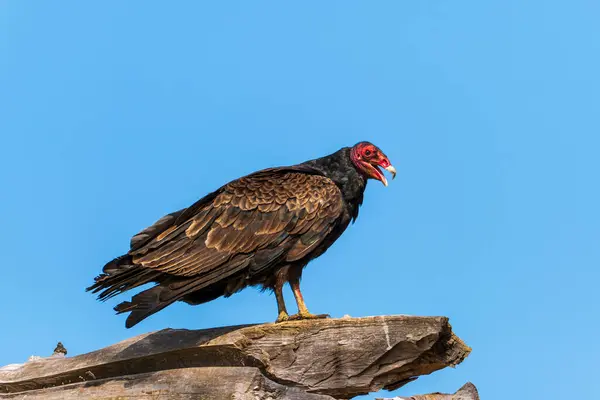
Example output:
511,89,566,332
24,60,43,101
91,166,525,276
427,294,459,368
1,1,598,399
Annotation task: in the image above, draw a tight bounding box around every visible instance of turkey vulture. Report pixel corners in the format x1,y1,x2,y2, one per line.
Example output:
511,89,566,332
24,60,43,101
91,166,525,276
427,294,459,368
87,142,396,328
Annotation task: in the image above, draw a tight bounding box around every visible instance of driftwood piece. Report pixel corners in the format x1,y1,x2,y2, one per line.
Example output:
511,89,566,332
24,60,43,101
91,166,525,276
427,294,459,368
0,368,335,400
0,315,471,399
377,382,479,400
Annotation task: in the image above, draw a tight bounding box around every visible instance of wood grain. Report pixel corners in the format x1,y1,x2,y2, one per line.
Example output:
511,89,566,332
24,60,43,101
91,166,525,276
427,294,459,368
377,382,480,400
0,315,471,399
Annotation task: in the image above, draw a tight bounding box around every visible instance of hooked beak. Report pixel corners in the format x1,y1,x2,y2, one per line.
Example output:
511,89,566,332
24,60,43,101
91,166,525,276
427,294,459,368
385,165,397,179
376,164,397,187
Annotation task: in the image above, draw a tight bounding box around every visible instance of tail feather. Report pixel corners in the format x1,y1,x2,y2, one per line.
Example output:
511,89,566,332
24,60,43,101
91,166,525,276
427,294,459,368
114,286,169,328
89,254,242,328
86,255,162,301
114,278,227,328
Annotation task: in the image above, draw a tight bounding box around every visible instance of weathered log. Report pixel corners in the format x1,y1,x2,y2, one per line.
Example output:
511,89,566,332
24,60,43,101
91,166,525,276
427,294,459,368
0,368,335,400
0,315,471,399
377,382,479,400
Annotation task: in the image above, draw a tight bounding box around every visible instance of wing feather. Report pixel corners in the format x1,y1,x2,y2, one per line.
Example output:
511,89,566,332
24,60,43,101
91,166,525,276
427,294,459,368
126,169,344,282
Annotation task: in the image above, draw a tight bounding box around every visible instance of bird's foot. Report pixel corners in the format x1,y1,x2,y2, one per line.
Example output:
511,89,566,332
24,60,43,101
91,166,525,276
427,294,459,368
288,312,330,321
275,311,290,323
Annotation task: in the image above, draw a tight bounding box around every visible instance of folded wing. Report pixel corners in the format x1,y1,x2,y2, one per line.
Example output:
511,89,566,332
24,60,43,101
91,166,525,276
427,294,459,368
89,168,345,308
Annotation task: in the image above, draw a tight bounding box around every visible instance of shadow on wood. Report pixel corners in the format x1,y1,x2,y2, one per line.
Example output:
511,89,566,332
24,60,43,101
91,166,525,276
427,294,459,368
0,315,471,399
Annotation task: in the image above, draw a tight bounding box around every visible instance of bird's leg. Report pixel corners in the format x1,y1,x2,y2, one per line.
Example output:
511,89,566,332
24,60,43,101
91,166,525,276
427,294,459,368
288,278,329,320
274,280,289,322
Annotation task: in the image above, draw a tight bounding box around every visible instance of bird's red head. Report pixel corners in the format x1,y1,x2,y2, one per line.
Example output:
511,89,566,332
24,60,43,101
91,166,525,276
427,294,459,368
350,142,396,186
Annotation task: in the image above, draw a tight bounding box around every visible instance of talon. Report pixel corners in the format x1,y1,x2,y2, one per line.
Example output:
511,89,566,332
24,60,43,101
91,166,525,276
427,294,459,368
288,312,330,321
275,311,290,323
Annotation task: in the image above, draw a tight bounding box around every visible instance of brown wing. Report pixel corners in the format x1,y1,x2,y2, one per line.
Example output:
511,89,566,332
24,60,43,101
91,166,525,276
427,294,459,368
126,170,344,284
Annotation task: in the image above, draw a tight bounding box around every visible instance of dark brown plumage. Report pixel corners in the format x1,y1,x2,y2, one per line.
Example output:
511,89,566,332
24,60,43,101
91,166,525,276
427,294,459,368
87,142,395,328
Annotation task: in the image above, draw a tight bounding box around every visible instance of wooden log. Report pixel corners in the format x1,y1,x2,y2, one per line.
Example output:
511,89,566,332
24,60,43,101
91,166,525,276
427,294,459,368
0,315,471,399
0,368,335,400
377,382,480,400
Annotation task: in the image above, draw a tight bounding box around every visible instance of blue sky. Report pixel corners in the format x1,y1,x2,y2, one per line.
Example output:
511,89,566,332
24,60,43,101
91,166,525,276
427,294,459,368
1,1,598,398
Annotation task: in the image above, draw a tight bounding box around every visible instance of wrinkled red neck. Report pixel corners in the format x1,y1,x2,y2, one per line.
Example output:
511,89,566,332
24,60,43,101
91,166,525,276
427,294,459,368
349,146,365,174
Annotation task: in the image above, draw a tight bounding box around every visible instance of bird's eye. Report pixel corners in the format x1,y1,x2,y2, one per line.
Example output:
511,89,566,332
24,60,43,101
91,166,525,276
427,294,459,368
365,149,372,156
